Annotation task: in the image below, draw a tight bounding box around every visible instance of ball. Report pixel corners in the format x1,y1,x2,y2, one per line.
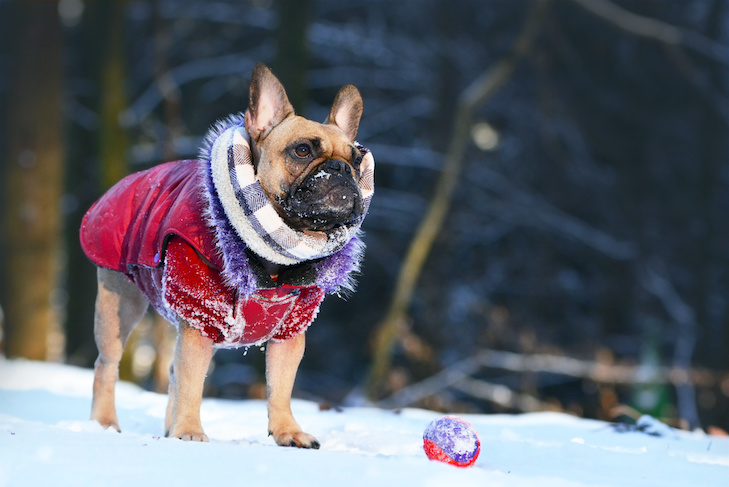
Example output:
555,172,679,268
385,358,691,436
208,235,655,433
423,416,481,467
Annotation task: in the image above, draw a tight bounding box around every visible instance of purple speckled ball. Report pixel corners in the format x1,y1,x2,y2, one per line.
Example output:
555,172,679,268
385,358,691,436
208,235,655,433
423,416,481,467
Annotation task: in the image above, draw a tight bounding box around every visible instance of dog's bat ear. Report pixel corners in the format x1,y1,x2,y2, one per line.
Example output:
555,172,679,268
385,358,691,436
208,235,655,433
326,84,363,142
245,64,295,143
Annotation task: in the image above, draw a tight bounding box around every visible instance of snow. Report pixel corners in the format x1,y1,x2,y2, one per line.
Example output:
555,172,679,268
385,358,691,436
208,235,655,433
0,358,727,487
312,170,331,180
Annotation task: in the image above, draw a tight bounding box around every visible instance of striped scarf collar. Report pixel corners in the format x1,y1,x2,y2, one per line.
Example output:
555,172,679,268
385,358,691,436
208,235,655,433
199,114,374,296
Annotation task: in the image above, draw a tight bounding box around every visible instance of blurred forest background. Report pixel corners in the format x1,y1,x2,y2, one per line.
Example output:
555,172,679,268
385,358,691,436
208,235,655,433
1,0,728,432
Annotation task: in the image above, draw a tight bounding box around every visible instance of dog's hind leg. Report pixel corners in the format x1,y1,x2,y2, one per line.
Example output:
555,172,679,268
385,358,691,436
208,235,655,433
90,267,148,432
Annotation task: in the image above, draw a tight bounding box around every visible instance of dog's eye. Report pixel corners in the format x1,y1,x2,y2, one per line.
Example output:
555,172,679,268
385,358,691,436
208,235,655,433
294,144,312,158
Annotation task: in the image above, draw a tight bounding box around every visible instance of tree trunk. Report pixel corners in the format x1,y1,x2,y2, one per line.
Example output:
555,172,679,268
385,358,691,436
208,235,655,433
3,2,64,360
98,0,130,190
64,0,130,365
693,0,726,371
273,0,310,113
151,0,183,161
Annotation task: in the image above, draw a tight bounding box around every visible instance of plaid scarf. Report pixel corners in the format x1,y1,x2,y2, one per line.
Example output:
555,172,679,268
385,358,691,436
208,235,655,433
203,114,374,266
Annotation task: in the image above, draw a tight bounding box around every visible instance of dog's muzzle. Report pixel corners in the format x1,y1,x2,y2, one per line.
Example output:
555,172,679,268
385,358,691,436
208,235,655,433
282,159,364,231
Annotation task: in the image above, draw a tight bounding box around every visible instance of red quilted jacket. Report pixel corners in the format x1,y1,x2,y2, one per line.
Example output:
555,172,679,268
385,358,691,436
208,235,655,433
80,160,324,348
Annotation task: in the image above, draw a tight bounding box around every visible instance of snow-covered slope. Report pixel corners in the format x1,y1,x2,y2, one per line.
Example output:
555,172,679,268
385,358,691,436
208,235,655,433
0,358,727,486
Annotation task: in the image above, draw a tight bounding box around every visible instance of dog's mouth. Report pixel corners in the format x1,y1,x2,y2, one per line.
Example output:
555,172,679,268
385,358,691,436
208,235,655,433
278,160,363,232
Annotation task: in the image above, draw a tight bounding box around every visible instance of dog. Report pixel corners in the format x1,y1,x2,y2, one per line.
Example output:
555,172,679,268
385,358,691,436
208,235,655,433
81,64,373,449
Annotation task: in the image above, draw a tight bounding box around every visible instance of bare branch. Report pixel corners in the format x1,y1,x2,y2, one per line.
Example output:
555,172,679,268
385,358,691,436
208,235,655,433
571,0,729,65
365,0,550,401
377,348,724,411
472,349,718,387
572,0,729,125
452,378,547,412
638,261,696,327
475,169,638,260
122,54,258,125
377,355,484,409
638,260,701,428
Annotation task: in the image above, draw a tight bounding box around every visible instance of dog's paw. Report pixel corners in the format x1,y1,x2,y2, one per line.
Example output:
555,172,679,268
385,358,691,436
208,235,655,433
269,430,320,449
91,415,121,433
177,432,209,442
167,426,209,442
100,421,122,433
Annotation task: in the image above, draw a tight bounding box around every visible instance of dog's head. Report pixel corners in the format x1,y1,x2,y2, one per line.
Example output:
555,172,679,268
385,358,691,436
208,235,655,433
244,64,364,232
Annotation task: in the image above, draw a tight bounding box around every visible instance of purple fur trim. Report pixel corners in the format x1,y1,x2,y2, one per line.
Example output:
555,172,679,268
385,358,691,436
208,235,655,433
206,185,259,296
314,235,365,296
199,113,258,296
198,113,365,297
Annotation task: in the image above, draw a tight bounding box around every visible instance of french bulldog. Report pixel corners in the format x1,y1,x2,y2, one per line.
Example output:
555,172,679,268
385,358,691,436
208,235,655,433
87,64,366,449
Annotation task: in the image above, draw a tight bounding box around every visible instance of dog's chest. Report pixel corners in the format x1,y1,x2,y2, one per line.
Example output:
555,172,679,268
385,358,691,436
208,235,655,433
157,237,326,348
208,285,324,346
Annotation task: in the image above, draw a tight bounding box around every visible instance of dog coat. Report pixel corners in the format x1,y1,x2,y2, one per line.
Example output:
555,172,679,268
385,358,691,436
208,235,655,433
80,115,373,348
81,160,326,347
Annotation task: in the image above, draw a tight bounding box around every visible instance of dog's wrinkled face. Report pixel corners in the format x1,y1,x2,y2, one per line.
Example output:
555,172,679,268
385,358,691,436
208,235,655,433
244,64,364,232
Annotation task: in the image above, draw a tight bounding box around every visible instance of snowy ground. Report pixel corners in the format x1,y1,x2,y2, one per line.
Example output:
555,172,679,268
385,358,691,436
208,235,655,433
0,358,727,487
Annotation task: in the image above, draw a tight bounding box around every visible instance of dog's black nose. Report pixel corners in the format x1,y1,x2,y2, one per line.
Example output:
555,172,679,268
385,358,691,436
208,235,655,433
326,159,352,175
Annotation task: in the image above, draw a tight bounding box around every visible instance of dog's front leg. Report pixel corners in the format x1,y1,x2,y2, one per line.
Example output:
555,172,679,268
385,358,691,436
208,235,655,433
166,320,213,442
266,333,320,449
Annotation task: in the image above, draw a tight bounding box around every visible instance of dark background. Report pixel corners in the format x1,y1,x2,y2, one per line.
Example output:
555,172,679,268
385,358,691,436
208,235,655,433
1,0,728,432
